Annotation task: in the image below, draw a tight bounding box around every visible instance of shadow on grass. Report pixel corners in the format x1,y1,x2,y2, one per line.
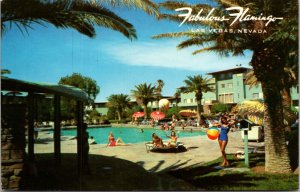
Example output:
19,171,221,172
167,153,299,191
20,153,196,191
167,160,265,190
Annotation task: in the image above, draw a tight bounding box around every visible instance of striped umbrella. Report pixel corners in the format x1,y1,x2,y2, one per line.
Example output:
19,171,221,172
179,110,197,117
150,111,165,120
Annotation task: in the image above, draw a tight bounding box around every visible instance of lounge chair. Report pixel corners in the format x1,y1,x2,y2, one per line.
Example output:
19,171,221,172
145,142,187,153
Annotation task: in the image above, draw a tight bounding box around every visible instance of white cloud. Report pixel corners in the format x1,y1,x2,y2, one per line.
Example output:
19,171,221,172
103,40,252,72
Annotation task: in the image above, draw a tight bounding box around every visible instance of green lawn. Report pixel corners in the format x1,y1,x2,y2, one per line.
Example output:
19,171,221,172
168,154,299,191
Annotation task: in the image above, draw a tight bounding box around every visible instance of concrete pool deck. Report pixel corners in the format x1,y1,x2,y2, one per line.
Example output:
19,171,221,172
32,129,262,173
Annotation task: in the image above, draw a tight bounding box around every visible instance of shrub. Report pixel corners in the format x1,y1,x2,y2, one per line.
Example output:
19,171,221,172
211,103,229,113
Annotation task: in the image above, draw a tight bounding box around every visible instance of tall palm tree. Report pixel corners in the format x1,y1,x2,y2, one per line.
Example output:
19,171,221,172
131,83,155,119
2,0,158,39
173,88,181,107
182,75,214,124
154,0,297,173
154,79,164,109
107,94,131,121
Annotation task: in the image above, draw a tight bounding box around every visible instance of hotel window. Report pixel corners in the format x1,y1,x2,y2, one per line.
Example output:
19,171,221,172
227,83,233,88
253,93,259,99
183,99,187,103
221,84,225,88
218,93,234,103
220,74,225,80
227,73,233,78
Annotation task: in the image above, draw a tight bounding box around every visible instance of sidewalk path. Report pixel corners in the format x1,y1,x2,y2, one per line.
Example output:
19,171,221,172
34,130,247,172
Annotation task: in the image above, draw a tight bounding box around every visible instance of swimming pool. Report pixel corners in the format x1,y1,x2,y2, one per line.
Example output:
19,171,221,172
59,127,206,144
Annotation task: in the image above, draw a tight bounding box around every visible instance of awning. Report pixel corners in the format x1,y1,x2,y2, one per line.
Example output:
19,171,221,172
2,76,90,101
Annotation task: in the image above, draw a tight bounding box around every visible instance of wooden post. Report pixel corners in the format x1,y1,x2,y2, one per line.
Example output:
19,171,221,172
28,93,35,161
77,101,84,175
54,95,61,165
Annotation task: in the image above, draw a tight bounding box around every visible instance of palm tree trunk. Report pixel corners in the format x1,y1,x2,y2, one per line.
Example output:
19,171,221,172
252,49,291,173
261,81,291,173
143,104,147,119
281,87,296,132
116,110,121,121
196,100,201,126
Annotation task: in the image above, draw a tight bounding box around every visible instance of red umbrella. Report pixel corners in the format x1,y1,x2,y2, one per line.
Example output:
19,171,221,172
150,111,166,120
132,111,145,118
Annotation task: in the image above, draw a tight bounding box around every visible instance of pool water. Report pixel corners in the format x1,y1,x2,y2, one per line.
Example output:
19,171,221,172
59,127,206,144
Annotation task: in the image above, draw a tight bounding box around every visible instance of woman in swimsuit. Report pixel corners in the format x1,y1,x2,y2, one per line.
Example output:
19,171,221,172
165,130,178,148
152,133,164,148
107,132,126,147
217,116,234,167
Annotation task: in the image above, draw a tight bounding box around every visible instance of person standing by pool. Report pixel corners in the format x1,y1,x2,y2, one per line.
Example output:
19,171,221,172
107,132,126,147
216,116,234,167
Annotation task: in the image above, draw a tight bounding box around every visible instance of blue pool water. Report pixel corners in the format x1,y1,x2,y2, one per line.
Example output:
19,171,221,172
59,127,205,144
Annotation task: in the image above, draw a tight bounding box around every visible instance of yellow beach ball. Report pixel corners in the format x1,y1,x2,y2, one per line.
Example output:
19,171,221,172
207,127,220,140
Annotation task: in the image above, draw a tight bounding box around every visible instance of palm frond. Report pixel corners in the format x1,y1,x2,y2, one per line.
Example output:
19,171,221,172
2,0,137,39
158,1,213,12
192,46,229,56
153,31,198,39
102,0,159,17
177,36,210,50
245,70,259,88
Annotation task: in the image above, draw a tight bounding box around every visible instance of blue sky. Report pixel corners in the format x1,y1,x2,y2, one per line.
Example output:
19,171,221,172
2,1,252,102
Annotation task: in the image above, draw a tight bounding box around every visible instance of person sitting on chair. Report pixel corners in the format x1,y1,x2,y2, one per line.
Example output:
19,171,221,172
165,130,178,148
88,136,97,144
151,133,164,148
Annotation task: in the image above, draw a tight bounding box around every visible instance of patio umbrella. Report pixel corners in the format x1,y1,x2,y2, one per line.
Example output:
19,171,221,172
150,111,165,120
5,91,23,96
132,111,145,118
234,100,264,116
233,100,264,125
179,110,197,117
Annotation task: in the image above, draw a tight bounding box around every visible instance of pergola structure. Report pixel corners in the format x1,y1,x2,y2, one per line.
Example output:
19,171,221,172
1,76,90,184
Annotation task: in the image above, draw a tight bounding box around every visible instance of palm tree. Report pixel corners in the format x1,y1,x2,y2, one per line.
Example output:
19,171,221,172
154,79,164,109
182,75,214,124
2,0,158,39
173,88,181,107
107,94,131,121
131,83,155,119
154,0,297,173
1,69,11,76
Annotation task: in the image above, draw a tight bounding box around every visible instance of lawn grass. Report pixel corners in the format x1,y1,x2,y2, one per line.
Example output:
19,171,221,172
168,153,299,191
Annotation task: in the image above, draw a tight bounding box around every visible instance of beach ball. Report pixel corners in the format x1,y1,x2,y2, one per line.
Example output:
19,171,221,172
207,127,220,140
159,99,170,111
